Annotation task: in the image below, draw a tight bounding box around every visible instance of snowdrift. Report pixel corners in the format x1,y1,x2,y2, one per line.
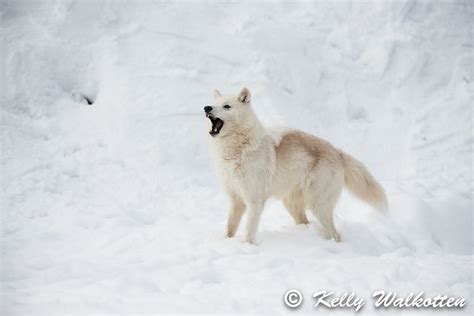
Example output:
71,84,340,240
2,1,472,314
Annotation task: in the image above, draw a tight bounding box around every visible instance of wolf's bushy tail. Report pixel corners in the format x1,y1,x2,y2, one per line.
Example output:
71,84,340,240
340,151,388,211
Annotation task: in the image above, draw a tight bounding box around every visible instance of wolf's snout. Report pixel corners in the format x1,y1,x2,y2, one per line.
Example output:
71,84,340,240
204,106,213,113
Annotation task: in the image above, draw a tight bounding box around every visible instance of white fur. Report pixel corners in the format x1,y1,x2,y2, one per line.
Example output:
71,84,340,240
207,88,387,244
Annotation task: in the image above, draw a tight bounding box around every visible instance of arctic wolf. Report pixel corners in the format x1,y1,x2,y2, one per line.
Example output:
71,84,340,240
205,87,387,244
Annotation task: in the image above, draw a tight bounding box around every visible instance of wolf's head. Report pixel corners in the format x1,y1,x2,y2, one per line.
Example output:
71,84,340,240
204,87,254,137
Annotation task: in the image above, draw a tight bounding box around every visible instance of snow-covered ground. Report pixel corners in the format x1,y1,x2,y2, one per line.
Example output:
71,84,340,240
1,0,472,315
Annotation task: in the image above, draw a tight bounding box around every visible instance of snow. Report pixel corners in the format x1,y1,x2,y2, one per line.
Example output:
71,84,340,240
1,0,472,314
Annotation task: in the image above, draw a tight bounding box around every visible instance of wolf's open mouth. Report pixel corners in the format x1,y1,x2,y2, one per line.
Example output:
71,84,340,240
206,114,224,137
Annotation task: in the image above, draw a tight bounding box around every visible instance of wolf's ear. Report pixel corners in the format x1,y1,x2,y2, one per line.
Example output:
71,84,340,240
213,89,222,99
238,87,251,104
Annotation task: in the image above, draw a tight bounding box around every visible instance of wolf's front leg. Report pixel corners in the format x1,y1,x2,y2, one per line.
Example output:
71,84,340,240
244,201,264,244
226,195,246,238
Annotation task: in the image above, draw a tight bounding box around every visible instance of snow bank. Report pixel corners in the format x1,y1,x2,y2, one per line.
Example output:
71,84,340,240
1,0,472,314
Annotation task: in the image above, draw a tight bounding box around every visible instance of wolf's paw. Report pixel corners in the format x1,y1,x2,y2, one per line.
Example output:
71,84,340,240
243,238,255,245
243,235,258,245
333,234,342,243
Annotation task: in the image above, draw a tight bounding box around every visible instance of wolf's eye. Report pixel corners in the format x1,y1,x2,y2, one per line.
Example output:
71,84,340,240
223,105,231,110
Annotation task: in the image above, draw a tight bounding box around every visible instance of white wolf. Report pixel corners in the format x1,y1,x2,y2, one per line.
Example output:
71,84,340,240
205,87,387,244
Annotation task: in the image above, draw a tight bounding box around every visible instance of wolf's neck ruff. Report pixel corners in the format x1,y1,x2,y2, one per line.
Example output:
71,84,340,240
213,115,266,161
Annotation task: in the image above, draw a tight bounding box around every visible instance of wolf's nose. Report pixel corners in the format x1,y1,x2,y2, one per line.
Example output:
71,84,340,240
204,106,213,113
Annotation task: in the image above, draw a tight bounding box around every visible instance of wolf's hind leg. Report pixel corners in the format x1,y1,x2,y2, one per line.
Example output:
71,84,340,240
226,195,246,238
312,207,341,242
307,168,344,242
283,190,309,225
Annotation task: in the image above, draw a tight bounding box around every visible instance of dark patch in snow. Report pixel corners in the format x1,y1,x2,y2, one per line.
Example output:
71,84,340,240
71,90,96,105
82,95,94,105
